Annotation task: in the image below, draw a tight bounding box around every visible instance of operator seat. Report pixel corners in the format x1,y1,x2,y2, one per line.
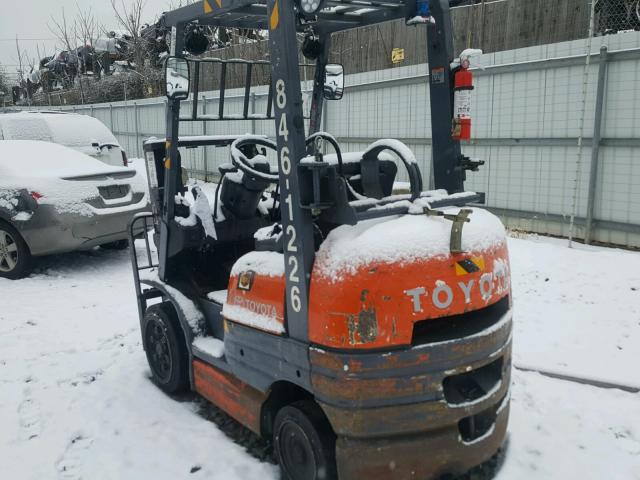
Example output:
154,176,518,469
343,158,397,199
218,155,272,220
323,151,398,200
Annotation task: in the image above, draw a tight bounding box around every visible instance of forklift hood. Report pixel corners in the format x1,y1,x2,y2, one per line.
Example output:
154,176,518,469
308,207,511,349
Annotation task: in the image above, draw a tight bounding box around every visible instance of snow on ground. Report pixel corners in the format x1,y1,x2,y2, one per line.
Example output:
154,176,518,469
0,248,275,480
0,235,639,479
509,235,640,388
499,371,640,480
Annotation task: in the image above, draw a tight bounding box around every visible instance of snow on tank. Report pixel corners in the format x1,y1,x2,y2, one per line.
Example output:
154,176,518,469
314,206,507,281
309,205,511,349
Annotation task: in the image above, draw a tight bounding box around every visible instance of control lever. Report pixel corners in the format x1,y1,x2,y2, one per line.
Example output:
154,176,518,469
461,155,485,172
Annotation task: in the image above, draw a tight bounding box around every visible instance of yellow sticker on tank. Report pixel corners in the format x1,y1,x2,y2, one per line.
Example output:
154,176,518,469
455,257,485,276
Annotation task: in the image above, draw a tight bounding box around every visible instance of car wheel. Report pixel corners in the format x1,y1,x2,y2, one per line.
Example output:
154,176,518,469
142,303,189,394
274,401,337,480
0,221,32,280
100,239,129,250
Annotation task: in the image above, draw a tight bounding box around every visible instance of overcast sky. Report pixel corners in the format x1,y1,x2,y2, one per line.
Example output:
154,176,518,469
0,0,162,81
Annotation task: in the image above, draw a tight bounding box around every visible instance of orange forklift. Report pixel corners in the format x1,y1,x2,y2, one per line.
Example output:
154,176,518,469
130,1,513,478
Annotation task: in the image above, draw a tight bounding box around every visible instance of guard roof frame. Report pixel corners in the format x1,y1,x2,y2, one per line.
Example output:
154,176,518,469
161,0,409,34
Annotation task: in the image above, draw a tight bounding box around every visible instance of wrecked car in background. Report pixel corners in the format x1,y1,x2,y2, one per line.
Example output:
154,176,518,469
0,140,149,279
0,111,130,167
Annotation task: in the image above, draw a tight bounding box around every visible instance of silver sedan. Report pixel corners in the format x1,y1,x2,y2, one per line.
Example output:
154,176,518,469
0,140,150,279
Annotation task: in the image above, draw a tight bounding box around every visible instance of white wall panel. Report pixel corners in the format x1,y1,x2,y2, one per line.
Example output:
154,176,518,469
35,33,640,247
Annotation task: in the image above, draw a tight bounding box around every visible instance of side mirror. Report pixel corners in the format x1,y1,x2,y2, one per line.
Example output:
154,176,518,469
323,64,344,101
165,56,190,101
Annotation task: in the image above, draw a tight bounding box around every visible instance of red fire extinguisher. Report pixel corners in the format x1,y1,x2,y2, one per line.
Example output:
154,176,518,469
452,49,482,141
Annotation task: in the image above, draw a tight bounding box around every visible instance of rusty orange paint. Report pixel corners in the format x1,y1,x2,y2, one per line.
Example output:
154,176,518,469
309,242,511,350
193,360,267,434
225,272,286,334
224,243,510,349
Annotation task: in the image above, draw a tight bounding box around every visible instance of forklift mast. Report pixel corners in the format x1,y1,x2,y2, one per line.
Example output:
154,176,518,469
266,2,317,340
427,0,466,194
157,0,474,341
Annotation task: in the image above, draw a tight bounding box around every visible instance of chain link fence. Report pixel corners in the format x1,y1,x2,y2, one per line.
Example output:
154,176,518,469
595,0,640,35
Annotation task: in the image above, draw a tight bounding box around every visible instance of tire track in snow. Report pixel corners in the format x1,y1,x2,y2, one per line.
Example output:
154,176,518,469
57,435,94,480
18,394,42,441
18,380,42,441
514,365,640,393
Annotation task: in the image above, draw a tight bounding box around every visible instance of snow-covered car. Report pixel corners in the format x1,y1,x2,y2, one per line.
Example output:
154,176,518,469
0,111,129,167
0,140,149,279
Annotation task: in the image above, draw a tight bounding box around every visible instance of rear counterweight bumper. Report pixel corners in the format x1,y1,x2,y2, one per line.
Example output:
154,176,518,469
333,396,509,479
310,311,513,479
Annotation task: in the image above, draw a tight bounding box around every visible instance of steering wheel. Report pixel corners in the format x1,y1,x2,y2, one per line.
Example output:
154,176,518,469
232,135,422,203
230,136,279,183
361,140,423,201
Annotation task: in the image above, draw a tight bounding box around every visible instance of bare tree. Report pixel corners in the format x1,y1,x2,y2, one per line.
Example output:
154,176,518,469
0,63,10,98
14,37,34,105
110,0,148,71
49,8,77,55
76,5,98,48
167,0,196,8
48,8,81,90
75,5,104,76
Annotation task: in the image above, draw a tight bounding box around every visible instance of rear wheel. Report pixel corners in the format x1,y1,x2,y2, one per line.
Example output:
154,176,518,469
0,221,32,280
274,401,337,480
100,239,129,250
142,303,189,394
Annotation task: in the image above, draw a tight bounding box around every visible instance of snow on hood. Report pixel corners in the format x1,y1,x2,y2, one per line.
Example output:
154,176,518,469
314,207,507,281
0,140,128,179
0,112,120,153
0,141,147,216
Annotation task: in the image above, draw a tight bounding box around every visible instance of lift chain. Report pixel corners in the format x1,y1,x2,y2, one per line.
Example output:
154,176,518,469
423,207,473,253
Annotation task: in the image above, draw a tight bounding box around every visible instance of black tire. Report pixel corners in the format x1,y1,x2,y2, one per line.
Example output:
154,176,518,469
273,400,337,480
142,303,189,394
0,220,32,280
100,239,129,250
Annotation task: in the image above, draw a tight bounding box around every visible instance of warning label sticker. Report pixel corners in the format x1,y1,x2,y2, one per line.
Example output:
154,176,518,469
431,67,445,84
455,257,486,276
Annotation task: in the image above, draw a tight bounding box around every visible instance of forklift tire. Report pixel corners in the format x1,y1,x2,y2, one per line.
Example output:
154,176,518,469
0,220,32,280
273,400,337,480
142,303,190,394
